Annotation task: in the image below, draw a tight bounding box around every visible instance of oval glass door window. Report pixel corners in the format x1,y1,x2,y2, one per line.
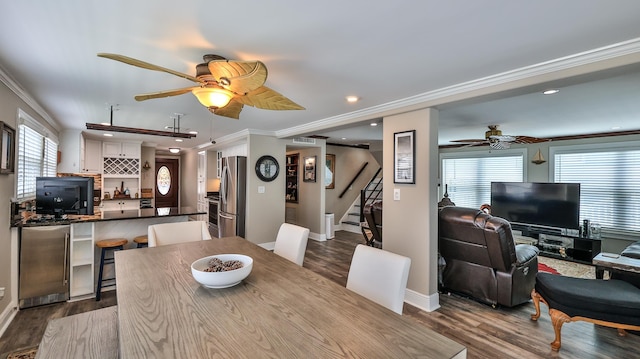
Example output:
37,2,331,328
157,165,171,195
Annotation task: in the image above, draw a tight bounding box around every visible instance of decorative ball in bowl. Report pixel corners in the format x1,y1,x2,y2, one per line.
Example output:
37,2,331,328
191,254,253,289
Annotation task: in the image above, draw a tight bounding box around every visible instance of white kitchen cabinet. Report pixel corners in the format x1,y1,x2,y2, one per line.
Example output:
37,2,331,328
103,141,141,158
83,139,102,172
69,222,95,298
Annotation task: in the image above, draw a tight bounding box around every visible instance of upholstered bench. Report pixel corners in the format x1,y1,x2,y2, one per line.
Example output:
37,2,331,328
531,272,640,351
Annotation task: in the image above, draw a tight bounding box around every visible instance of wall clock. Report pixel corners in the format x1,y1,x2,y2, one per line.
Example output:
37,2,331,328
255,155,280,182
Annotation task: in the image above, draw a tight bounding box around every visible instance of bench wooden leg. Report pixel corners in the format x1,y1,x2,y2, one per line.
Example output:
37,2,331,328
549,309,571,351
530,289,542,321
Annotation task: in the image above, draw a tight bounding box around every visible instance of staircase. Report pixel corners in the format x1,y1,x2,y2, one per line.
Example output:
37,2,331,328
340,168,382,237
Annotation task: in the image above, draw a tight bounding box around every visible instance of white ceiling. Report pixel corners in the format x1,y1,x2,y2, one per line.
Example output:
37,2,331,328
1,1,640,153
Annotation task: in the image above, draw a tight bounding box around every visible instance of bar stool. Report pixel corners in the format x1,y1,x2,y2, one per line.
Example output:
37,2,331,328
96,238,128,301
133,235,148,248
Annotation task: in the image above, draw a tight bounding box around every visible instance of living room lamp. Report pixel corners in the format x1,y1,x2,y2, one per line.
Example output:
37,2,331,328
192,87,233,109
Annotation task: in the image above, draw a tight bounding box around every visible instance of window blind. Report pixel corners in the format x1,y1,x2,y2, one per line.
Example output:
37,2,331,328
16,124,58,200
554,146,640,235
441,153,524,208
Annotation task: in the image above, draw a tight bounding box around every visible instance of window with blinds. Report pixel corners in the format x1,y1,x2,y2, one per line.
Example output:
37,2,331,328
16,121,58,201
552,143,640,236
441,151,524,209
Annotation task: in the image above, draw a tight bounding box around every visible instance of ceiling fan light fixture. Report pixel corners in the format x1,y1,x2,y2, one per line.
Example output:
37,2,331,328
192,87,233,109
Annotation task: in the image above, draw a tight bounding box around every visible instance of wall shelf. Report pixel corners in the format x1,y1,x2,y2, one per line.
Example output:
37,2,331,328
286,153,299,203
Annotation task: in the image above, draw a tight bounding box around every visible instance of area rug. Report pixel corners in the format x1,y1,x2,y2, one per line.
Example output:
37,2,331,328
537,262,559,275
537,256,595,279
5,346,37,359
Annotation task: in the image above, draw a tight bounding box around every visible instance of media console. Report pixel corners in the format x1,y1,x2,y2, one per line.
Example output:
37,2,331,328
513,226,601,264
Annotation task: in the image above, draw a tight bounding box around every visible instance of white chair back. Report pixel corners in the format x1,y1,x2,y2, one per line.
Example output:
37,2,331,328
273,223,310,266
346,244,411,314
148,221,212,247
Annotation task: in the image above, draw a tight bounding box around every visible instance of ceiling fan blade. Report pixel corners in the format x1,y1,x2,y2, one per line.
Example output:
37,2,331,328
134,86,196,101
210,100,244,119
450,139,487,143
513,136,550,144
208,60,268,94
236,86,304,110
98,53,201,83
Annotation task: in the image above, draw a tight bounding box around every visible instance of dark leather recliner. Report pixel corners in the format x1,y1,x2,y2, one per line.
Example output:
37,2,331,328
438,206,539,307
363,200,382,247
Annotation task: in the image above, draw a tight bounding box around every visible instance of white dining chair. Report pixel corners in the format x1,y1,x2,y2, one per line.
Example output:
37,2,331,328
346,244,411,314
273,223,310,266
148,220,212,247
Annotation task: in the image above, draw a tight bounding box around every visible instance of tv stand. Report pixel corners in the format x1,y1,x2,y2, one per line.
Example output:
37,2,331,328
514,230,601,264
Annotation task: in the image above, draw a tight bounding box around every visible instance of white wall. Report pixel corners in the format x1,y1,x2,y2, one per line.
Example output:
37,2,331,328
383,108,440,312
288,145,326,238
245,134,286,245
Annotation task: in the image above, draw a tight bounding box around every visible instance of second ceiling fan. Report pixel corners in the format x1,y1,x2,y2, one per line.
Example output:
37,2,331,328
98,53,304,119
451,125,549,149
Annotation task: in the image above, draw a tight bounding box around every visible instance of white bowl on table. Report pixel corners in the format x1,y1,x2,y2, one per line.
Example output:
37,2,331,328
191,254,253,289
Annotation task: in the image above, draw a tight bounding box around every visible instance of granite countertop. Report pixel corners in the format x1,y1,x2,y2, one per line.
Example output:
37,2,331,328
14,207,205,227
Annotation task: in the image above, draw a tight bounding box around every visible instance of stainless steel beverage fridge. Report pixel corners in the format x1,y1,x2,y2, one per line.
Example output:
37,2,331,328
218,156,246,238
19,225,70,308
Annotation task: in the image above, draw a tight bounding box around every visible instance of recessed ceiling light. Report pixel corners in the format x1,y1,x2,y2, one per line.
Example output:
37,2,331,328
175,138,183,142
103,133,113,137
370,122,378,127
100,122,111,126
169,148,180,154
542,89,560,95
346,96,359,103
189,130,198,135
341,137,347,140
611,126,621,130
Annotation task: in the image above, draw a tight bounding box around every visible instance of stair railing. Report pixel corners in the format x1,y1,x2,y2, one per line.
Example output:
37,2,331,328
339,162,369,199
359,167,382,222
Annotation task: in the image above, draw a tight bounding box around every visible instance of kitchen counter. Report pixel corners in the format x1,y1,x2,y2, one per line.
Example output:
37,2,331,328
13,207,205,227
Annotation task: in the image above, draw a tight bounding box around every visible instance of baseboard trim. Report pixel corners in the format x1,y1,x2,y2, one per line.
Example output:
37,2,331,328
404,288,440,312
309,232,326,242
0,301,18,338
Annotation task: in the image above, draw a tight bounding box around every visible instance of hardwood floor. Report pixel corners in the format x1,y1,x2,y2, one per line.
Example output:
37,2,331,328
1,230,638,358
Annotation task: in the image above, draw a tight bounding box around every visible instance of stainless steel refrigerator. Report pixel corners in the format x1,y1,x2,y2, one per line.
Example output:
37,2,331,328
218,156,246,238
19,225,70,309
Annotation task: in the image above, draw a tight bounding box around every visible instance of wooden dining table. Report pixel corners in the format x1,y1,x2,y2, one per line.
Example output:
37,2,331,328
114,236,467,358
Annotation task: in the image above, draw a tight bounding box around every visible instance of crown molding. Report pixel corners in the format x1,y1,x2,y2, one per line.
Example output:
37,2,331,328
0,63,60,131
276,37,640,139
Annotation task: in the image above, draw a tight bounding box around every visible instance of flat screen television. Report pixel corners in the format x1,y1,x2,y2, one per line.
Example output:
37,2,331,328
36,176,94,218
490,182,580,230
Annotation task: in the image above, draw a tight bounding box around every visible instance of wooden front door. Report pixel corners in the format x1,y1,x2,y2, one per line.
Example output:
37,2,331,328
155,158,179,208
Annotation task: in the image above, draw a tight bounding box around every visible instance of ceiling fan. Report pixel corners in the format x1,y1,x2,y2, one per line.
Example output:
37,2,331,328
97,53,304,119
450,125,549,149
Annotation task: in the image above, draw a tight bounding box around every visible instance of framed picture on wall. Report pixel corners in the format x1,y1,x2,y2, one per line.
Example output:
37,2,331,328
0,122,16,174
325,154,335,189
303,156,316,182
394,130,415,184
